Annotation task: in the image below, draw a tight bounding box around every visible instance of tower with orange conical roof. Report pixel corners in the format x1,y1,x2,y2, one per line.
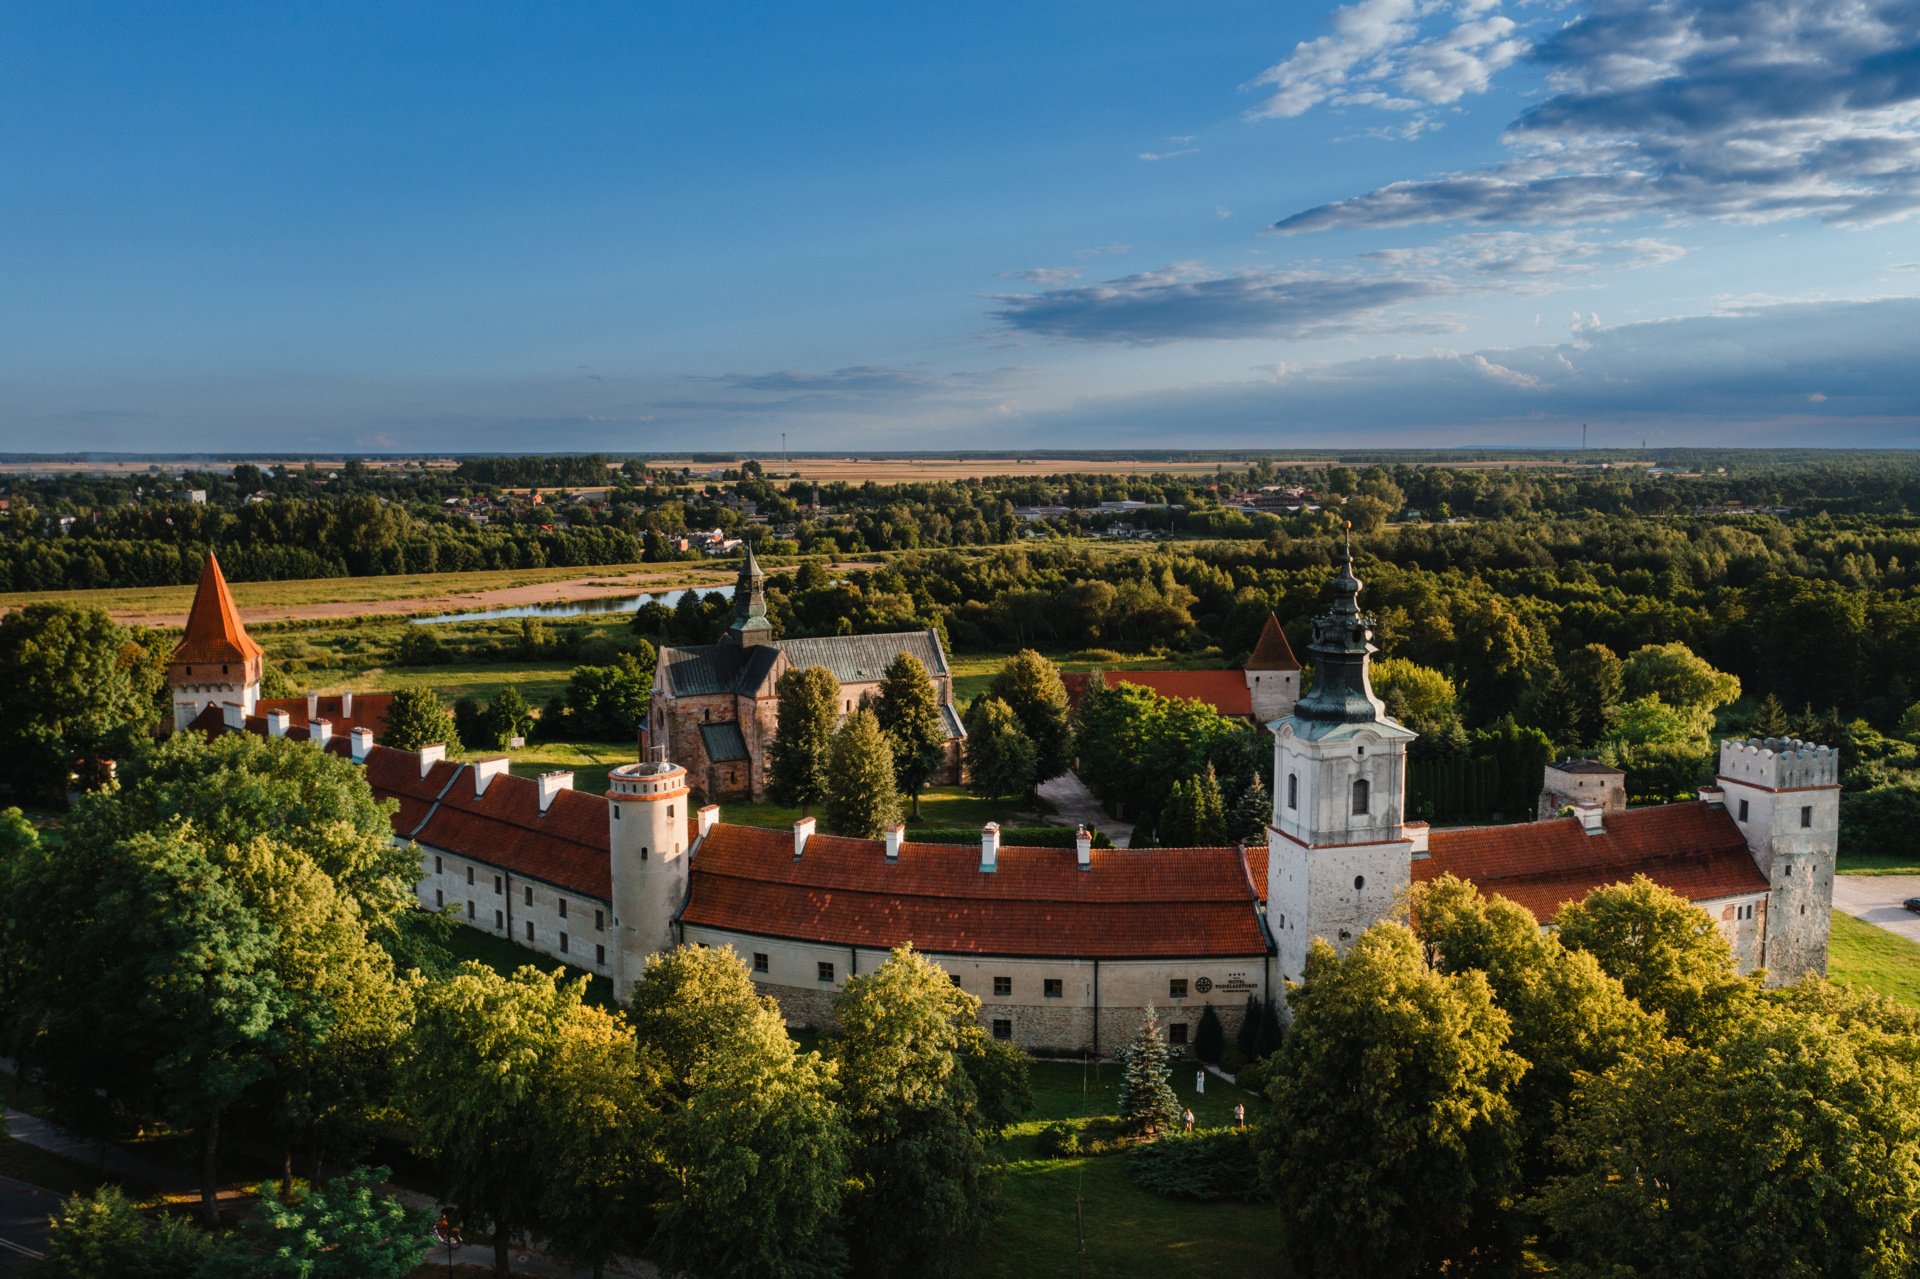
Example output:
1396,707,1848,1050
168,553,264,732
1243,611,1301,725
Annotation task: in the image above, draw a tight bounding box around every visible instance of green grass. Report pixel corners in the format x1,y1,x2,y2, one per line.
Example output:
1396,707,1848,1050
949,647,1234,706
1828,910,1920,1008
957,1060,1283,1279
716,785,1051,832
1836,853,1920,876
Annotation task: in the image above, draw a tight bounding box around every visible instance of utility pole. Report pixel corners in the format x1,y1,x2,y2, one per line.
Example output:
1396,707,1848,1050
1581,422,1588,452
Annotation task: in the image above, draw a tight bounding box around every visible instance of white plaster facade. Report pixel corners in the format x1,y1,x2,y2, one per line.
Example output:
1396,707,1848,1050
1714,737,1842,982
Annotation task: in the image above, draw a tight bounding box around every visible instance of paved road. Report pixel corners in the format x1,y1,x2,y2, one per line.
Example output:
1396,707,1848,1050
1037,772,1135,847
1833,874,1920,944
0,1175,56,1276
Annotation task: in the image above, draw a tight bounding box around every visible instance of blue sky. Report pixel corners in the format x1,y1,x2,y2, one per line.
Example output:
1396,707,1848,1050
2,0,1917,453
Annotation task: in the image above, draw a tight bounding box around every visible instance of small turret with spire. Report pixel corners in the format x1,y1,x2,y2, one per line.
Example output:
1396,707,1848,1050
1292,524,1388,724
726,546,772,648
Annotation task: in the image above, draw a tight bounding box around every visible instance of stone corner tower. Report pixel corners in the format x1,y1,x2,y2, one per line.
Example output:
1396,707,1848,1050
1266,535,1418,987
168,553,263,732
1245,612,1302,725
725,546,773,648
1716,736,1840,983
607,747,692,1000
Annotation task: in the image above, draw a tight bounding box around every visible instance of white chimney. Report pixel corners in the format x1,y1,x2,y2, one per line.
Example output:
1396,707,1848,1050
1575,801,1604,836
885,823,905,860
341,690,354,718
537,770,573,813
221,702,245,730
794,816,815,858
418,743,446,778
350,726,374,762
266,709,290,738
311,718,332,747
305,691,319,721
697,804,721,837
472,757,510,796
1075,826,1092,870
981,822,1000,873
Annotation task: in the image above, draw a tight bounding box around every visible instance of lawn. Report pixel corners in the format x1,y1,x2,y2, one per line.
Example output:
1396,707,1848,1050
1828,910,1920,1008
1836,853,1920,876
957,1060,1284,1279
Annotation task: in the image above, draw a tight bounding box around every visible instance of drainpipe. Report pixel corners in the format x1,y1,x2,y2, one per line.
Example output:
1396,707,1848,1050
1092,959,1101,1059
504,872,513,942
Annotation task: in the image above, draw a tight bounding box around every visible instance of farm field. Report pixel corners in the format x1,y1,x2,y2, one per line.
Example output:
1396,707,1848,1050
0,561,735,626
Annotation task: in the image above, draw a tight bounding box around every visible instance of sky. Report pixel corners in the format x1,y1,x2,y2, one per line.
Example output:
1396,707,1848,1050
2,0,1918,454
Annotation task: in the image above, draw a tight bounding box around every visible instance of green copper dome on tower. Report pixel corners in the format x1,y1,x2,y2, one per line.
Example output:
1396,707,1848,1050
1292,527,1389,725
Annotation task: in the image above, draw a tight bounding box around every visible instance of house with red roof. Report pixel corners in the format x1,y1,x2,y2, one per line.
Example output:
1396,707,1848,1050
181,544,1840,1055
1062,613,1303,727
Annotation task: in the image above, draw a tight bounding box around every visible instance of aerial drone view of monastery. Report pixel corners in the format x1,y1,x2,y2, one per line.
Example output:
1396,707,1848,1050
175,541,1840,1052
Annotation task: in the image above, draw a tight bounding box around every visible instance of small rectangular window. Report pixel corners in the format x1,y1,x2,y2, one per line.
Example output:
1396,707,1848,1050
558,898,568,919
754,952,769,973
818,961,835,983
559,932,569,954
596,944,606,966
1800,805,1813,829
1169,1023,1189,1046
494,875,502,894
466,866,474,885
1169,979,1188,999
525,885,533,906
525,921,534,941
595,909,605,932
466,900,474,920
495,910,503,929
435,855,443,874
1739,799,1750,822
992,1018,1013,1041
993,976,1012,997
1044,978,1063,999
435,889,443,908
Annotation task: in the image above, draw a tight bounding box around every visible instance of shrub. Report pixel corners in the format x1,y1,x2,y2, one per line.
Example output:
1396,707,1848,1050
1237,1057,1269,1095
1194,1003,1225,1064
43,1186,212,1279
907,825,1113,849
1127,1129,1264,1203
1220,1048,1250,1076
1069,648,1126,663
393,626,451,666
1036,1121,1079,1159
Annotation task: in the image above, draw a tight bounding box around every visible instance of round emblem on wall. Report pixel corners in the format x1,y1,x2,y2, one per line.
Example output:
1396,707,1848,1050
1195,977,1213,994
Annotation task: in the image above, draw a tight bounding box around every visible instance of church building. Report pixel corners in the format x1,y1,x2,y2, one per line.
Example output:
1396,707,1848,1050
648,548,965,801
182,545,1841,1056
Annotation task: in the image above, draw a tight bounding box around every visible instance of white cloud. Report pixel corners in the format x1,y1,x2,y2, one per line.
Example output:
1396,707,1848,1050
999,266,1083,285
1274,0,1920,232
1139,147,1201,161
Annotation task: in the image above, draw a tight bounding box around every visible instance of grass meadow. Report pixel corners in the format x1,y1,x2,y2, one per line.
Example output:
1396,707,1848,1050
1827,909,1920,1008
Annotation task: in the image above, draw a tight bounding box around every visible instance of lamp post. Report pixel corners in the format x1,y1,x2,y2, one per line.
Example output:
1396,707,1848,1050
434,1211,462,1278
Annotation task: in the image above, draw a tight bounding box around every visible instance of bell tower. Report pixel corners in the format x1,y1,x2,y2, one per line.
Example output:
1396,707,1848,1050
1267,532,1417,985
168,553,264,732
725,546,773,648
607,746,690,1000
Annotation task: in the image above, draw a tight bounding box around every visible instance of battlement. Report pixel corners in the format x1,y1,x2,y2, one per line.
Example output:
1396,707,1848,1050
1719,737,1840,790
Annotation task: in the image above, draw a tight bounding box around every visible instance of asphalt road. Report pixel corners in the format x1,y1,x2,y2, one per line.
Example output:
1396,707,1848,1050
0,1175,55,1276
1832,873,1920,945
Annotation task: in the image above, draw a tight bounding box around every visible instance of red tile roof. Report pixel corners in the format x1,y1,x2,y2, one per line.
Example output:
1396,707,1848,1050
253,693,393,742
1418,802,1766,922
170,554,263,667
1245,614,1301,672
1066,670,1253,718
680,824,1269,958
414,770,614,899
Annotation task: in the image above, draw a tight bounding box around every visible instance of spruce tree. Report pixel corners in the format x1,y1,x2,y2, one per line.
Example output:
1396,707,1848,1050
874,652,947,818
1230,775,1271,842
1193,764,1227,843
767,666,840,814
1118,1005,1183,1137
1194,1003,1225,1064
824,707,902,839
1754,692,1790,739
1157,776,1202,847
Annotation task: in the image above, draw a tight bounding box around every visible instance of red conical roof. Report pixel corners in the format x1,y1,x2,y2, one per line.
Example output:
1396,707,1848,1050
171,554,264,666
1244,613,1300,672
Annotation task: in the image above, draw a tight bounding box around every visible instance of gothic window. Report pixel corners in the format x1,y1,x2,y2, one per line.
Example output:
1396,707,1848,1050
1351,778,1370,816
1287,773,1298,809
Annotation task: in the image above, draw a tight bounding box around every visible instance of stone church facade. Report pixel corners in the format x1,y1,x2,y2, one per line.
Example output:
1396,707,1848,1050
649,549,964,801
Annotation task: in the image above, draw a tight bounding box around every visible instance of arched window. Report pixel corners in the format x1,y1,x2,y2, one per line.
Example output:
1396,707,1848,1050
1351,777,1370,816
1287,773,1298,809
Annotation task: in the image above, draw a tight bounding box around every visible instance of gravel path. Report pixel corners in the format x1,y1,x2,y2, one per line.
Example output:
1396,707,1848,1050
1037,772,1135,847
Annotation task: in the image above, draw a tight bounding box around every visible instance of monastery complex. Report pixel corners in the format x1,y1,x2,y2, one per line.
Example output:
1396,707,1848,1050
174,548,1840,1054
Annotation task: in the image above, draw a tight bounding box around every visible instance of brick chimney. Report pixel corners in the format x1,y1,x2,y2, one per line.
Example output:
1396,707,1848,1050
349,726,374,762
417,744,445,779
472,757,510,796
311,718,332,747
885,823,905,861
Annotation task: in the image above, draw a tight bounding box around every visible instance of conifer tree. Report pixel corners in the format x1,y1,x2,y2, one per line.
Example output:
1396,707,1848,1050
824,708,901,839
963,696,1038,801
988,649,1075,785
874,652,947,818
1118,1005,1183,1137
1230,775,1271,841
1754,692,1790,738
768,666,840,814
1194,1003,1224,1064
1236,994,1263,1060
1158,766,1228,845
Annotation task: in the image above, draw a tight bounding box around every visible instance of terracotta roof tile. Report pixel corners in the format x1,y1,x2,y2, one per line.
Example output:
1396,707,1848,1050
1419,802,1766,922
415,772,613,898
1102,670,1252,718
170,554,264,667
1244,613,1301,672
681,825,1268,958
253,693,393,742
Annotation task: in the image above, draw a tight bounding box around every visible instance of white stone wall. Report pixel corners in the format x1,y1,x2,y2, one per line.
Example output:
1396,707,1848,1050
1247,669,1300,725
1267,832,1413,983
1717,738,1840,984
1703,893,1769,974
414,847,615,975
609,762,692,1000
678,925,1268,1057
1272,726,1408,849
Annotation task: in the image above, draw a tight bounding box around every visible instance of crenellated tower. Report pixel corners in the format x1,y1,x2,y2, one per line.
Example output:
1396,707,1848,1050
1717,737,1840,983
1267,534,1417,985
607,747,691,1000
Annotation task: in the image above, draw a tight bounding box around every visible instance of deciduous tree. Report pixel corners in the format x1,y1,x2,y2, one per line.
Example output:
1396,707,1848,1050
963,695,1037,801
381,684,457,753
988,649,1074,783
874,652,947,818
0,603,168,803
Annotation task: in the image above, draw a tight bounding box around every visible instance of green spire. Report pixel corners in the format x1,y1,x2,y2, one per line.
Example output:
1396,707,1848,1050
1293,526,1388,724
727,546,772,646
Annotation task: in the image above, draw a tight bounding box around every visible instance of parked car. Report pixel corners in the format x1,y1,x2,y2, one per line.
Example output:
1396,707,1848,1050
1902,897,1920,914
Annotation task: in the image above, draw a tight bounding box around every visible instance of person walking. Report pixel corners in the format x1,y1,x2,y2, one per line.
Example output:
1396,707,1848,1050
1234,1102,1246,1129
1182,1108,1195,1135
